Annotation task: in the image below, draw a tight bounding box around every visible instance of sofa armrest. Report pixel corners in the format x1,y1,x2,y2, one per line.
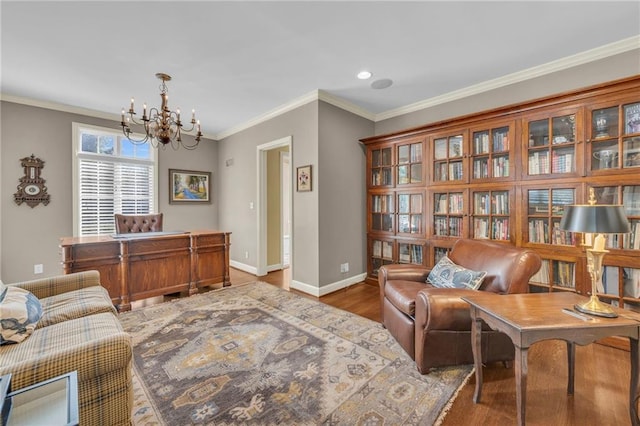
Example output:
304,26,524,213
8,270,101,299
379,264,431,284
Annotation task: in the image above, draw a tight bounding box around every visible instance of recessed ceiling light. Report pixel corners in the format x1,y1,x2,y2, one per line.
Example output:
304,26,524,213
357,70,372,80
371,78,393,89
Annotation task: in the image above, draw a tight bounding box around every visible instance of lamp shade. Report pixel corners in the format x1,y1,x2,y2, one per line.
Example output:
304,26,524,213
559,205,631,234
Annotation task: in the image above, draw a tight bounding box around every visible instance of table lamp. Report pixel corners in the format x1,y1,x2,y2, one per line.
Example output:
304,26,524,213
559,188,631,317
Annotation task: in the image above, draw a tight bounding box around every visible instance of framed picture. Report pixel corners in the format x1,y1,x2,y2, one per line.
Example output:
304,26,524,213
296,165,312,192
169,169,211,204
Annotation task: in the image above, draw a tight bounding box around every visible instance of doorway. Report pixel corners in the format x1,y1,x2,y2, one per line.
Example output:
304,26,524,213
256,136,292,288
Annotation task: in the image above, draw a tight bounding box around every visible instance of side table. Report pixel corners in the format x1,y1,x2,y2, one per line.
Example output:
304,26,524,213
3,371,78,426
462,292,640,426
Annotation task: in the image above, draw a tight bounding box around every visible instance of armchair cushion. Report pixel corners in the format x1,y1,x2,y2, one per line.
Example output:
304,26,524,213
37,286,116,328
0,286,43,345
427,255,486,290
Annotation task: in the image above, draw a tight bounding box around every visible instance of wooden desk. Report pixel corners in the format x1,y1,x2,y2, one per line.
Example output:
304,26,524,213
462,292,640,426
60,230,231,311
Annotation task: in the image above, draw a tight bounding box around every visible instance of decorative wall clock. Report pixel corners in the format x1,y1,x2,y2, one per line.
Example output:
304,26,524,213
14,154,50,208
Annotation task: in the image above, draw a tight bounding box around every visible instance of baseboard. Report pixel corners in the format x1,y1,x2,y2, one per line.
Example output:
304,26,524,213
267,263,282,273
230,260,257,275
291,272,368,297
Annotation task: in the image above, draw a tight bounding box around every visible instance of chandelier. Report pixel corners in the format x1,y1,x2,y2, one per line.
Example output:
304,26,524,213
121,73,202,150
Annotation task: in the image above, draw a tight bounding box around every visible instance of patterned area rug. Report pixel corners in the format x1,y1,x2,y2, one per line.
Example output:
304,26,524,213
119,282,473,425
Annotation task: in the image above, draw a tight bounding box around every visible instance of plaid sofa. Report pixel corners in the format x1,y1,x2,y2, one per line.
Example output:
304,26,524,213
0,270,132,425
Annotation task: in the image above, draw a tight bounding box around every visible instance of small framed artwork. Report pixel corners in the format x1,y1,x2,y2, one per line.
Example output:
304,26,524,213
169,169,211,204
297,165,312,192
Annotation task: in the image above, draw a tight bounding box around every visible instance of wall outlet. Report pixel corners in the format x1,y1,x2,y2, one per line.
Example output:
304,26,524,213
34,264,44,274
245,251,249,259
340,262,349,273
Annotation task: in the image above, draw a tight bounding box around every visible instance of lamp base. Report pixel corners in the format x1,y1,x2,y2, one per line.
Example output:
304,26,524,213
574,297,618,318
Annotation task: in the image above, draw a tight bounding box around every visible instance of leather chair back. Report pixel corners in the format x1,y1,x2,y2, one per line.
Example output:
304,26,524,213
114,213,163,234
448,238,541,295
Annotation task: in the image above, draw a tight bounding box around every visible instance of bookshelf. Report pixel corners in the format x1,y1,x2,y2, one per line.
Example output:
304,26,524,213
362,76,640,331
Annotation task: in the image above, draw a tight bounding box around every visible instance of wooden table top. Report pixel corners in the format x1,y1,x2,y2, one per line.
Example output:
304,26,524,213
462,292,640,332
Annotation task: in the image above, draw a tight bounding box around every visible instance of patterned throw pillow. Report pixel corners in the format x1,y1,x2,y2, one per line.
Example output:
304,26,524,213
427,256,487,290
0,286,43,345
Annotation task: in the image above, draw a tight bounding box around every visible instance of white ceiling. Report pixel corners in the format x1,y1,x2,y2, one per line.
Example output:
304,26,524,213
2,1,639,140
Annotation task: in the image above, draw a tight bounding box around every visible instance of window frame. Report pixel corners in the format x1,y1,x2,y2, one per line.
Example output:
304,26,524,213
72,122,159,236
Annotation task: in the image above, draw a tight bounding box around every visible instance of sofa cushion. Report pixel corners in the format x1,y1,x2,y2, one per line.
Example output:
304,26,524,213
38,286,116,328
0,286,43,345
427,255,487,290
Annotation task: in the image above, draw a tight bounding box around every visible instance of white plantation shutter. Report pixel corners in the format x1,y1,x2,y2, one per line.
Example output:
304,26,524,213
74,123,157,236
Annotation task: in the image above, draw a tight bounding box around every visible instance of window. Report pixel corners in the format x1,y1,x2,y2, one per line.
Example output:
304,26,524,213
73,123,158,236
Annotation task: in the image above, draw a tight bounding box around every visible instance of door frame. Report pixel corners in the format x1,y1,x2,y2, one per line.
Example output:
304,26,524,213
256,136,292,277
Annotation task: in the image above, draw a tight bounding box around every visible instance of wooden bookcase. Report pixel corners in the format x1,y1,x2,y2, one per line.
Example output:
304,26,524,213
361,76,640,329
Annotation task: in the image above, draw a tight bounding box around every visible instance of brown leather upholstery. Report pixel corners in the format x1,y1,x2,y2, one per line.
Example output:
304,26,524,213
114,213,163,234
379,239,541,374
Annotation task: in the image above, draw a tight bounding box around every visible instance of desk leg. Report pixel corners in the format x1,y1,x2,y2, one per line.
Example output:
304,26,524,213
567,341,575,395
515,346,528,426
471,310,483,403
631,337,639,426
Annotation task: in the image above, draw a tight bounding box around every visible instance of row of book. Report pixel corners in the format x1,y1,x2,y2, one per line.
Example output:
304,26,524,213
371,195,393,213
371,240,393,259
473,218,510,240
371,168,392,186
472,130,510,154
474,192,509,215
434,193,464,214
529,259,575,287
398,243,423,264
434,161,464,181
434,216,463,237
600,266,640,298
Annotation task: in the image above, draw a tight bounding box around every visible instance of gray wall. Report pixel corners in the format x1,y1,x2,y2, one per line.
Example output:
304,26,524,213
1,101,218,283
217,102,320,287
375,49,640,136
318,102,371,287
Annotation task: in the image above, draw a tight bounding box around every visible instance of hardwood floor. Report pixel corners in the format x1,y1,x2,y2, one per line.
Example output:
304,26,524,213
230,267,635,426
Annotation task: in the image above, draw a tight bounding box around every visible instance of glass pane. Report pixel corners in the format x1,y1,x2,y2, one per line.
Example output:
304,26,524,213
398,194,409,213
411,143,422,162
623,137,640,168
120,137,151,159
528,189,549,215
410,215,421,234
413,245,423,264
435,162,447,181
474,192,490,215
399,243,411,263
474,217,489,239
81,133,98,153
398,165,409,184
624,102,640,134
410,164,422,183
473,158,488,179
594,186,619,204
528,150,549,175
372,240,382,257
492,155,509,178
98,135,115,155
434,247,448,263
449,161,463,180
410,194,422,213
492,218,509,240
602,266,619,296
492,191,509,215
372,169,380,186
449,217,462,236
398,145,410,164
551,146,575,173
622,186,640,216
624,219,640,249
531,259,550,284
382,214,393,232
434,194,447,214
382,148,392,165
593,107,618,139
382,241,393,259
372,150,381,167
382,168,392,185
591,140,619,170
552,115,575,143
528,219,549,243
398,215,410,233
551,189,574,216
449,193,463,214
434,216,447,236
528,119,548,147
434,138,447,160
449,135,463,157
473,131,489,154
624,268,640,298
553,261,575,288
492,127,510,151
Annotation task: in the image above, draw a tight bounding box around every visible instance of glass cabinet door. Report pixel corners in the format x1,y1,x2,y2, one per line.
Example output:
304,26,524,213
370,193,394,233
471,189,511,241
397,140,424,186
470,123,513,181
525,110,581,177
525,187,577,246
397,192,424,237
432,191,465,237
433,133,465,183
369,238,394,277
370,146,393,187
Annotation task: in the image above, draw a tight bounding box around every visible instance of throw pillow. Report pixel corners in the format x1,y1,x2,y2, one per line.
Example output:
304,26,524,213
0,286,43,345
427,256,487,290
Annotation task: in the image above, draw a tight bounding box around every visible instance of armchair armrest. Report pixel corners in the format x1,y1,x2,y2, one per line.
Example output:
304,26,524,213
378,264,431,284
8,270,101,299
415,287,482,332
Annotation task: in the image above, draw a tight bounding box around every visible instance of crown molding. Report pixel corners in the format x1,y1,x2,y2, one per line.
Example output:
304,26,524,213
375,36,640,122
3,36,638,140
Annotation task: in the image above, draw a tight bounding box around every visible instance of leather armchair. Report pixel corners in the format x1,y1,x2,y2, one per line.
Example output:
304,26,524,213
379,238,541,373
114,213,163,233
